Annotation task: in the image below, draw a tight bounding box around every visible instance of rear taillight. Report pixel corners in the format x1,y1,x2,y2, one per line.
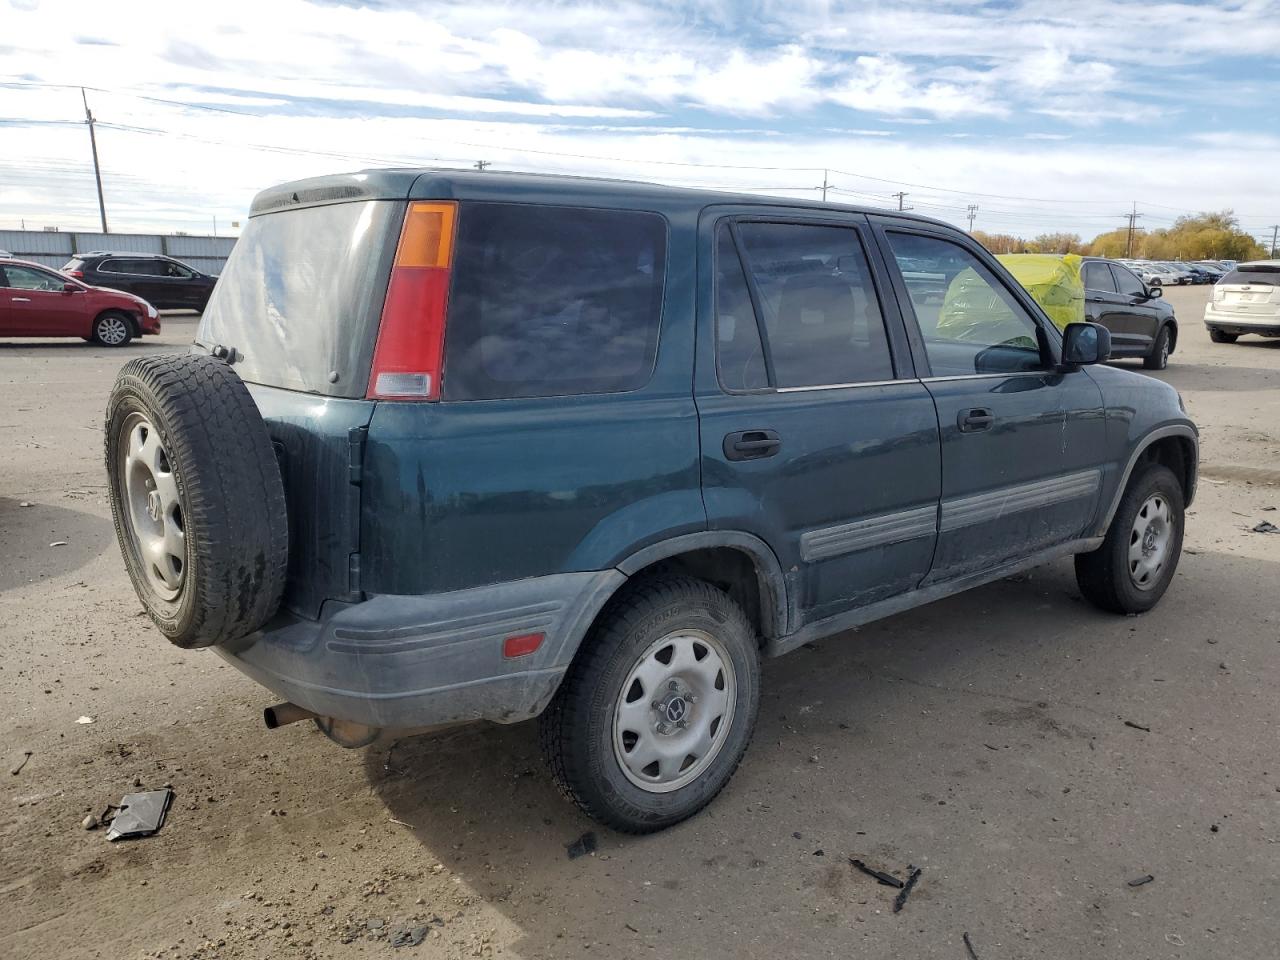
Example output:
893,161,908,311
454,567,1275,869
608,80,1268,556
366,201,457,400
67,270,84,279
1212,284,1225,301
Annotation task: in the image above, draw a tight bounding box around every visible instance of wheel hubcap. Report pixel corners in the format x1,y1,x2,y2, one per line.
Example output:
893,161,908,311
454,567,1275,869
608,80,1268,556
99,317,127,345
119,413,186,601
1128,493,1172,591
612,629,736,793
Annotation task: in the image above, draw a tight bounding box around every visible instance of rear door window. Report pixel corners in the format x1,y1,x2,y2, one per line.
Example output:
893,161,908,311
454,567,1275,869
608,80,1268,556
729,221,895,387
713,225,768,391
1083,261,1117,293
444,204,666,400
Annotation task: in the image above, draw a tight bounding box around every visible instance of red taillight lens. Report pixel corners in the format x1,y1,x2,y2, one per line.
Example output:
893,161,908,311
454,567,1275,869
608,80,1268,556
503,632,545,659
68,270,84,279
366,202,457,400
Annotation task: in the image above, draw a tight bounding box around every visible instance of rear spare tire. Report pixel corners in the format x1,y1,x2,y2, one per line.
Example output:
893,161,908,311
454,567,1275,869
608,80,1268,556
105,354,288,648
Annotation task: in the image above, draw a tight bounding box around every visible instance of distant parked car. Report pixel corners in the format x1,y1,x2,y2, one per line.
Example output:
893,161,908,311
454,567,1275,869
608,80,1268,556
63,252,217,311
1,256,160,345
1204,260,1280,343
1178,263,1214,284
1123,261,1168,287
1080,257,1178,369
1158,263,1194,285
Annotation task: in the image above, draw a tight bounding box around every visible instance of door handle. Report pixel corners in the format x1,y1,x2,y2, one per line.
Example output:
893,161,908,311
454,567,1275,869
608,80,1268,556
10,297,31,302
724,429,781,461
958,408,994,432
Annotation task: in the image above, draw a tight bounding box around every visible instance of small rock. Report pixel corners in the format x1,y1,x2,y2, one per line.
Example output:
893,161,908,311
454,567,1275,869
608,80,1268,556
76,716,95,725
1211,824,1220,833
82,814,98,830
19,501,32,507
367,918,384,930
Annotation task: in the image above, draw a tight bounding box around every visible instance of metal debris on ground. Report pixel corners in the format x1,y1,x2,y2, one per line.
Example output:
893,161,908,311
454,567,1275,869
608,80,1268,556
106,788,174,841
1128,874,1155,887
389,924,428,948
565,831,597,859
963,931,981,960
1251,521,1279,534
892,867,922,913
850,858,904,888
1123,720,1151,732
76,716,95,725
10,750,32,775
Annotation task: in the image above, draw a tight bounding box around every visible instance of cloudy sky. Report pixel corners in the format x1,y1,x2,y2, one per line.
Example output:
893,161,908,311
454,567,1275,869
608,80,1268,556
2,0,1279,242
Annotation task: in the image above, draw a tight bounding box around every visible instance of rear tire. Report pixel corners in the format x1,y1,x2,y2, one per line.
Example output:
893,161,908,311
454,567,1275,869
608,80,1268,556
1208,328,1238,344
93,311,134,347
540,576,761,833
1143,326,1171,370
105,355,288,648
1075,464,1184,615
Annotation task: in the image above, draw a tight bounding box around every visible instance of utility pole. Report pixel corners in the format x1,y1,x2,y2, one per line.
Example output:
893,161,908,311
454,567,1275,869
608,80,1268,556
966,204,979,232
1122,202,1143,258
474,160,490,171
893,191,911,211
821,169,829,202
81,88,108,234
1268,225,1279,258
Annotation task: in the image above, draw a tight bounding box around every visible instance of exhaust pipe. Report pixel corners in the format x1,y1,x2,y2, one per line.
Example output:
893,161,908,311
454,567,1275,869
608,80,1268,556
263,702,316,729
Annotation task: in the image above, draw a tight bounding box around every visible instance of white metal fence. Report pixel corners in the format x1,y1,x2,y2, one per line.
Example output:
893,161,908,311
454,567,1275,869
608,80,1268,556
0,229,235,275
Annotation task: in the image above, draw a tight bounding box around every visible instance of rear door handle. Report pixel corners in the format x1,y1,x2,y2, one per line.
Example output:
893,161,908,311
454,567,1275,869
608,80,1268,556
958,408,994,432
724,429,781,461
10,297,31,302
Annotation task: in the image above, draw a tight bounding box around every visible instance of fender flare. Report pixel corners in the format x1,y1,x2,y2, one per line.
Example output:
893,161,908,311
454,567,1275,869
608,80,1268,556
1095,424,1198,535
616,531,791,638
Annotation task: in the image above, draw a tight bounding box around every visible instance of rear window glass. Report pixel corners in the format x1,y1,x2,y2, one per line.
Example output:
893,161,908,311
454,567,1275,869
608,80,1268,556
443,203,666,401
1221,266,1280,285
197,200,399,397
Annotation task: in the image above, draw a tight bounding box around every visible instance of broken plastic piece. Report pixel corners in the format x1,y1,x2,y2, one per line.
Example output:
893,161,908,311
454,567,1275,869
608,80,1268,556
1252,521,1279,534
565,831,597,860
106,788,173,841
1124,720,1151,732
893,867,922,913
1128,874,1155,887
850,858,904,888
963,931,981,960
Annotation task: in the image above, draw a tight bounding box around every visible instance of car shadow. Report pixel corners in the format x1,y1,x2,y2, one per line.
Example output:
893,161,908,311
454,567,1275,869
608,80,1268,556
1144,361,1280,392
0,496,114,592
360,553,1245,957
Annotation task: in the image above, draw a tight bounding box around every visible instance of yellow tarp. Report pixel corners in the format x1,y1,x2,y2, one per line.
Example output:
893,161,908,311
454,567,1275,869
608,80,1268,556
936,254,1084,341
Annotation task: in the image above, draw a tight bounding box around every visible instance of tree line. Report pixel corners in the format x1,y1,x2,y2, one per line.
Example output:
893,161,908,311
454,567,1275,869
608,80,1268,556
972,211,1268,261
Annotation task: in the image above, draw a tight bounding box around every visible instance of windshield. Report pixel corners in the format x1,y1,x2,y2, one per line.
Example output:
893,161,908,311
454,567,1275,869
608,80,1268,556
197,200,399,397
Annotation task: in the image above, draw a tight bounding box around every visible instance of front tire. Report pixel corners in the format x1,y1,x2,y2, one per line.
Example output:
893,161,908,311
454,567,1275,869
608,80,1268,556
1143,326,1171,370
1075,463,1184,614
93,311,134,347
540,577,761,833
1208,328,1238,344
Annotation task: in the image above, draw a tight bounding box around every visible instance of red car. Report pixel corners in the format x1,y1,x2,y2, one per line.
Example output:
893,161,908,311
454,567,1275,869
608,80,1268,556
0,257,160,346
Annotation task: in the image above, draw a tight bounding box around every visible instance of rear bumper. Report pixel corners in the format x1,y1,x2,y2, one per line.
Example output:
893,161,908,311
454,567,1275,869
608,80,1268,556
1204,304,1280,334
215,570,624,730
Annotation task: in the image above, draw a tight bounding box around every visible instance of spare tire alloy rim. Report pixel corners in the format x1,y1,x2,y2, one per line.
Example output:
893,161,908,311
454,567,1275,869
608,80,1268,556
119,412,185,601
98,315,129,345
612,628,736,794
1129,493,1172,591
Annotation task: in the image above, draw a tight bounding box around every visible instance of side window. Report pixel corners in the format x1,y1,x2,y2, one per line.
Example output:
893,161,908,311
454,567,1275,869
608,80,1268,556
886,232,1046,376
1083,261,1117,293
164,260,194,278
4,266,63,291
734,222,895,388
1110,264,1145,297
98,259,125,274
714,225,768,391
444,203,666,400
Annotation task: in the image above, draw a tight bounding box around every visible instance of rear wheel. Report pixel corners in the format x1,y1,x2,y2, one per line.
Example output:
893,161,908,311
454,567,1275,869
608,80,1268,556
1143,326,1171,370
540,577,761,833
1075,463,1184,614
93,311,134,347
106,354,288,648
1208,328,1238,344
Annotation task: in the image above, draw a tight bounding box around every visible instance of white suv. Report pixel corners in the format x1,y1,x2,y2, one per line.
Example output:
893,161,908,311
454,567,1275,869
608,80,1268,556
1204,260,1280,343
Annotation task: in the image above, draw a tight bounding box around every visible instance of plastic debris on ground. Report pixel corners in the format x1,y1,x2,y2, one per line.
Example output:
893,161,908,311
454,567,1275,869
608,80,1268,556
106,788,174,841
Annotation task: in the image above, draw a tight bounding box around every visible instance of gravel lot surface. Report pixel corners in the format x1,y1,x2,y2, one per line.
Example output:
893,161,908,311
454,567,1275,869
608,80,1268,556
2,287,1277,959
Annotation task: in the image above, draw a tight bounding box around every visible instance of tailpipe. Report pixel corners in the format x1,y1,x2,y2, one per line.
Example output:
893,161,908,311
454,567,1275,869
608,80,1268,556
263,702,316,729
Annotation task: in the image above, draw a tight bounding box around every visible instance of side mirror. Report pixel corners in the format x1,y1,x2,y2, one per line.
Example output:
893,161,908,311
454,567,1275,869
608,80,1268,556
62,282,81,294
1062,322,1111,367
1146,285,1162,299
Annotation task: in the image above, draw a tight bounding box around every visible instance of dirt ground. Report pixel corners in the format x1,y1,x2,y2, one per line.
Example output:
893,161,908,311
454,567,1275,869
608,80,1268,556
2,286,1277,960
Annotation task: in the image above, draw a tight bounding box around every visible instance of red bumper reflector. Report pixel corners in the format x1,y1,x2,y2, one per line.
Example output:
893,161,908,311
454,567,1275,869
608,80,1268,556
503,632,545,659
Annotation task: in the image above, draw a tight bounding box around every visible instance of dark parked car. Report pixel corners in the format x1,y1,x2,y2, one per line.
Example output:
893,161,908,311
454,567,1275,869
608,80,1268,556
1,256,160,345
1081,257,1178,369
64,252,217,311
105,171,1198,832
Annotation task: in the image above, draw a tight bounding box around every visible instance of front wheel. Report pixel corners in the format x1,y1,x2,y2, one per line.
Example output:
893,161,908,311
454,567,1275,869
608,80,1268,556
1208,328,1238,344
93,311,134,347
1143,326,1171,370
540,577,761,833
1075,463,1184,614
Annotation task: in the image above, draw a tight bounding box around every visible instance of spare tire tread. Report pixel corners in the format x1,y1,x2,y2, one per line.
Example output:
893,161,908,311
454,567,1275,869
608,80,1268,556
106,354,288,648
